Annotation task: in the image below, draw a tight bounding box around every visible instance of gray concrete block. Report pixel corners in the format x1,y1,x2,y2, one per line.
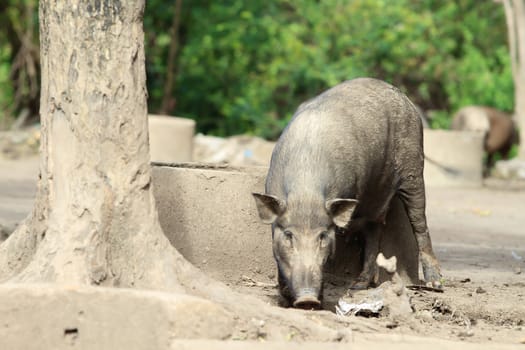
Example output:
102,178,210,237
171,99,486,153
0,284,233,350
493,158,525,180
423,129,484,187
193,134,275,166
148,115,195,163
152,164,273,283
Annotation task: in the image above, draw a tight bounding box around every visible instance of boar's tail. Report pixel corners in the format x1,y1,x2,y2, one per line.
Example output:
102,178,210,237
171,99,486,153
424,155,461,176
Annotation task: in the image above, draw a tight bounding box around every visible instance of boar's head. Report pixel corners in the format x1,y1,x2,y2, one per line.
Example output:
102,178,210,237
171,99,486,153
252,193,357,309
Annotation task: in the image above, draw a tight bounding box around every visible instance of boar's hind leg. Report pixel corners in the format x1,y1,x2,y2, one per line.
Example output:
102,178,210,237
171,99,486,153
350,223,380,290
398,177,442,288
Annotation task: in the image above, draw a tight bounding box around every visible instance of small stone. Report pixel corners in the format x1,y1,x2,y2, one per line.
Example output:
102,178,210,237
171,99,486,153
0,222,16,242
493,159,525,180
334,329,351,342
251,318,265,328
457,329,474,338
475,287,486,294
386,321,398,329
514,267,522,275
416,310,434,323
376,253,397,273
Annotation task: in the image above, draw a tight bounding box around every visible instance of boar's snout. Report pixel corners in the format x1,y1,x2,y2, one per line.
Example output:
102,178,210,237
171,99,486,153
293,288,322,310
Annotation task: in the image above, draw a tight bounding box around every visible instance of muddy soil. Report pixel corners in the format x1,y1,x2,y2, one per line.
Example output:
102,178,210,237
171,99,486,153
1,156,524,346
235,275,524,343
221,185,525,345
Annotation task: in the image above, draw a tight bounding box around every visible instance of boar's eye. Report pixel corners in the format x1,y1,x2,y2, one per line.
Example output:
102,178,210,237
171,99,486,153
319,231,329,247
283,230,294,241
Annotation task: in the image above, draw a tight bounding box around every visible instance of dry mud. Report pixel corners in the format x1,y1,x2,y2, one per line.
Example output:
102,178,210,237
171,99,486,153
0,157,524,348
221,185,525,345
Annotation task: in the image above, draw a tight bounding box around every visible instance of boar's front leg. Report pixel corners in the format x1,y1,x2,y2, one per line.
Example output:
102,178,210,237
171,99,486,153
398,175,442,288
350,222,381,290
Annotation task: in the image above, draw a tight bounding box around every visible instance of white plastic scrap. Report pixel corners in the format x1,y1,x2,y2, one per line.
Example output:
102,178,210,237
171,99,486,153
511,251,523,261
335,299,384,316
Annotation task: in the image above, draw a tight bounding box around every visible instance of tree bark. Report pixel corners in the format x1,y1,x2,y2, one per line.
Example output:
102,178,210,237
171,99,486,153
0,0,186,290
500,0,525,159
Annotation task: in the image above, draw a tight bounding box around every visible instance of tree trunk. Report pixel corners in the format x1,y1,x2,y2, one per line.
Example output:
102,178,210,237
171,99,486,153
500,0,525,159
0,0,355,341
0,0,186,290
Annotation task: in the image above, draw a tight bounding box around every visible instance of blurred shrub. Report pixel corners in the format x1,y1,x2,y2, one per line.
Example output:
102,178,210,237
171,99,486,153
0,0,514,138
145,0,511,138
0,0,39,129
0,44,14,128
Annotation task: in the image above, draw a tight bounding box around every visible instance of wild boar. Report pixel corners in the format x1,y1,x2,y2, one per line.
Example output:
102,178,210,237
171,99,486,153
451,106,519,173
253,78,442,309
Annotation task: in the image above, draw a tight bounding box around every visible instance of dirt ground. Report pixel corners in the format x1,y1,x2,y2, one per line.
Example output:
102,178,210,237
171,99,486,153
233,183,525,344
0,156,524,347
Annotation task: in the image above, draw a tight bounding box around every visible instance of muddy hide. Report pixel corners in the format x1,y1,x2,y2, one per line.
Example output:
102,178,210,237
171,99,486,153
325,195,419,286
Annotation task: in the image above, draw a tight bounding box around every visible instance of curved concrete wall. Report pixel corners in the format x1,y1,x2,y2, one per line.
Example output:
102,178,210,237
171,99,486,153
152,163,419,286
423,129,484,187
148,115,195,163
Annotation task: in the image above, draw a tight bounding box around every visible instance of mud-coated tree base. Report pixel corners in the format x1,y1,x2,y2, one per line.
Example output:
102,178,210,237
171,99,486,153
0,0,185,291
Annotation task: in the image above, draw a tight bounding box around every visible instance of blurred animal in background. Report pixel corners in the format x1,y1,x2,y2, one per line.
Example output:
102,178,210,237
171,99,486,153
451,106,519,175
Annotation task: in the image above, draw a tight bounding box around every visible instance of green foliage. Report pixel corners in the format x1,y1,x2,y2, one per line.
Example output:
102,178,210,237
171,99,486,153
444,46,514,113
0,0,516,137
436,0,514,114
0,0,39,129
0,44,14,128
429,110,452,130
144,0,511,138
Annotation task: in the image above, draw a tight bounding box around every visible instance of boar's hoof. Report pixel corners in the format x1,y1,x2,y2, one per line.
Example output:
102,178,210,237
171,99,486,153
421,253,443,289
349,280,370,290
293,295,322,310
426,279,443,290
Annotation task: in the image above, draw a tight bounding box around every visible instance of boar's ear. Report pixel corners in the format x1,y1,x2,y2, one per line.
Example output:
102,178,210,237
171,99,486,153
252,193,286,224
325,198,358,228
